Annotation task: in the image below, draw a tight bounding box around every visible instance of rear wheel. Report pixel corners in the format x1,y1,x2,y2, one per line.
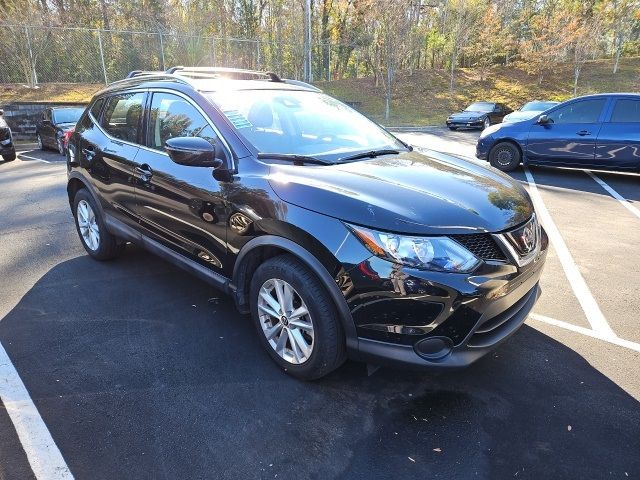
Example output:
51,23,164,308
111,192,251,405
37,134,44,150
250,254,346,380
73,189,125,260
57,137,64,155
489,142,521,172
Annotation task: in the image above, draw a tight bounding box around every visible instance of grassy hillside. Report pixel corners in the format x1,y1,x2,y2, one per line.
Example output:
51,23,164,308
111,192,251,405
1,57,638,126
319,57,640,126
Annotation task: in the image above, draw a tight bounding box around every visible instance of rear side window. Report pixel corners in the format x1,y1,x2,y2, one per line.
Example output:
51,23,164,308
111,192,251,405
147,92,218,151
90,98,104,120
101,92,145,143
610,99,640,123
547,99,606,124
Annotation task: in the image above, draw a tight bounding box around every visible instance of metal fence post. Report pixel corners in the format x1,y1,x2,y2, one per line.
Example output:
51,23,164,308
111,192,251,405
97,29,108,84
158,32,165,70
255,40,260,70
24,26,38,86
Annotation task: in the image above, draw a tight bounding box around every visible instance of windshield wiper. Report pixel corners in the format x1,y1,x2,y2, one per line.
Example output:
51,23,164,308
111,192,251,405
257,153,333,165
337,149,402,163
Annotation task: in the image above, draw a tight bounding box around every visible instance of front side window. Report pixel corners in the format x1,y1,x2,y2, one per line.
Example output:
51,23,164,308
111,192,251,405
147,92,218,151
521,101,558,112
89,98,104,120
547,99,606,124
101,92,145,143
610,99,640,123
207,89,404,161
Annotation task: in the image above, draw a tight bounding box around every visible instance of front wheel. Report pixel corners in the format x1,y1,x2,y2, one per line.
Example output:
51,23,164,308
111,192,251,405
73,189,125,260
448,126,458,131
483,117,491,130
250,255,346,380
2,152,16,162
489,142,521,172
57,137,64,155
37,133,44,150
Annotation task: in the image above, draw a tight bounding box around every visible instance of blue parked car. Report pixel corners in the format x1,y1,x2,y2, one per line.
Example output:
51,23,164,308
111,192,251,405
476,93,640,173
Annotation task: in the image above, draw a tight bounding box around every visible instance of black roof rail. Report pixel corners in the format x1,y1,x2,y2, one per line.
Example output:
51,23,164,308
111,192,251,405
126,70,166,79
166,66,283,82
108,72,190,87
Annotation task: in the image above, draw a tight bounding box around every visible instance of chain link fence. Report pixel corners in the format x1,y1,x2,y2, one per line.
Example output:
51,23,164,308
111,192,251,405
0,24,344,85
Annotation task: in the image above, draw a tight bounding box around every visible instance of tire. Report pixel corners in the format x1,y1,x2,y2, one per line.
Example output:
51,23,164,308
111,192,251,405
489,142,521,172
72,189,125,260
37,133,44,150
448,126,458,131
2,152,16,162
483,117,491,130
57,137,64,155
250,254,346,380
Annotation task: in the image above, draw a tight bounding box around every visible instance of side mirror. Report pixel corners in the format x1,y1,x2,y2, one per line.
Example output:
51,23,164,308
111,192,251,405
164,136,224,169
537,114,551,125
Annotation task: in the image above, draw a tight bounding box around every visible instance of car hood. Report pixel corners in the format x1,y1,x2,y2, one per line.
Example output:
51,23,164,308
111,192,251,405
503,111,541,123
267,150,533,235
449,111,487,121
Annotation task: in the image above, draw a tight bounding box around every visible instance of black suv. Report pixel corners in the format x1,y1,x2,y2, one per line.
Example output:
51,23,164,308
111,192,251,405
0,109,16,162
67,67,548,379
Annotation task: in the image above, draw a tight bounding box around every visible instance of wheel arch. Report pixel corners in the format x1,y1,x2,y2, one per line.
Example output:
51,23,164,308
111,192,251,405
67,174,105,219
232,235,358,351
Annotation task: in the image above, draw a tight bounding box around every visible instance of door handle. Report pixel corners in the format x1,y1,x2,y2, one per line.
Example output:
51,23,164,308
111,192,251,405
576,130,591,136
135,164,153,182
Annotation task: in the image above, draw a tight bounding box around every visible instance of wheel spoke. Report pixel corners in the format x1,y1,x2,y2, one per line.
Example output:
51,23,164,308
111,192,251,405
289,305,308,321
289,318,313,332
263,322,283,340
287,328,303,363
258,303,280,320
290,328,311,360
259,290,281,315
273,280,287,314
281,282,294,314
275,327,288,354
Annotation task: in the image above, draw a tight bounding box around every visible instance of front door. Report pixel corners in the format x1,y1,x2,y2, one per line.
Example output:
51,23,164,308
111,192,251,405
526,98,607,167
134,91,228,273
594,97,640,170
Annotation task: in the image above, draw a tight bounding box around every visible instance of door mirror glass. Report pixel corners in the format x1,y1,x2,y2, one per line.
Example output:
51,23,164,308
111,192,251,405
537,114,551,125
165,136,224,168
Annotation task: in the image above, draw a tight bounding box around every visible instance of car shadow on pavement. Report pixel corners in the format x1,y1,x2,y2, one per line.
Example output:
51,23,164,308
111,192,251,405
1,249,638,480
506,166,640,202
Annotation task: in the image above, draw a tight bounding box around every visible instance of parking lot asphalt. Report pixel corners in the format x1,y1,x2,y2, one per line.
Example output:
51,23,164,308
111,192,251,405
1,137,639,480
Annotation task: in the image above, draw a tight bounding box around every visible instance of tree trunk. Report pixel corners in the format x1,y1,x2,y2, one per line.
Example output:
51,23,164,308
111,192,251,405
573,65,580,96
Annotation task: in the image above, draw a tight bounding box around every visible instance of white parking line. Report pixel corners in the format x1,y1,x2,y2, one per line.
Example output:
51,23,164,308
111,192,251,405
18,154,52,164
523,168,616,337
0,341,73,479
584,170,640,221
530,313,640,353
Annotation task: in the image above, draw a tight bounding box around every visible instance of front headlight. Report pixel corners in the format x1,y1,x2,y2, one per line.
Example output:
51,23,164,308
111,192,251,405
347,224,481,273
479,124,501,139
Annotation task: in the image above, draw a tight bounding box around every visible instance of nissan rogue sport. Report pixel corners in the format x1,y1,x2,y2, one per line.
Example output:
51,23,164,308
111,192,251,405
67,67,548,380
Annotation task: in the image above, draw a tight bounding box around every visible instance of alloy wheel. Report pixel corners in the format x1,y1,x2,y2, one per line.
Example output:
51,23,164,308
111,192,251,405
37,134,43,150
257,278,314,364
57,138,64,155
77,199,100,251
484,117,491,129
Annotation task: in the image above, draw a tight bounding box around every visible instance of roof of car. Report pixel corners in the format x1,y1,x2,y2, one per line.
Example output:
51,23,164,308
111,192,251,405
96,67,322,97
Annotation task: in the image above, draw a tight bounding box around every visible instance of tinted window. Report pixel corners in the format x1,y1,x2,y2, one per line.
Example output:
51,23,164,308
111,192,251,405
53,108,84,124
147,92,217,151
547,99,606,124
101,92,145,143
610,99,640,123
521,101,558,112
89,98,104,120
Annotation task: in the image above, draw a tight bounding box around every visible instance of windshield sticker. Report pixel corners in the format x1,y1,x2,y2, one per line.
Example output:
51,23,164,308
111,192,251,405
223,109,252,129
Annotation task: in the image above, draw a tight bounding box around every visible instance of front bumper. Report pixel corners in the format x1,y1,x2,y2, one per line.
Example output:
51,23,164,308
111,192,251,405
447,119,485,129
345,228,548,370
475,135,493,160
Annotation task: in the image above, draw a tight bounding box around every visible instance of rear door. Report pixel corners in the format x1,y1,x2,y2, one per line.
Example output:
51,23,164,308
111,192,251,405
40,109,56,147
79,91,144,228
525,98,608,167
594,97,640,170
133,90,229,273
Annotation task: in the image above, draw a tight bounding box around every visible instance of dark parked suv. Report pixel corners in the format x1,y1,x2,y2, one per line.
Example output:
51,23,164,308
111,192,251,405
37,106,85,155
67,67,548,379
0,109,16,162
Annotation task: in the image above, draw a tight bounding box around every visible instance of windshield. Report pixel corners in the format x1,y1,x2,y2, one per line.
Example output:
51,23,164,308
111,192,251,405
206,89,405,162
520,101,558,112
53,108,84,124
464,102,494,113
